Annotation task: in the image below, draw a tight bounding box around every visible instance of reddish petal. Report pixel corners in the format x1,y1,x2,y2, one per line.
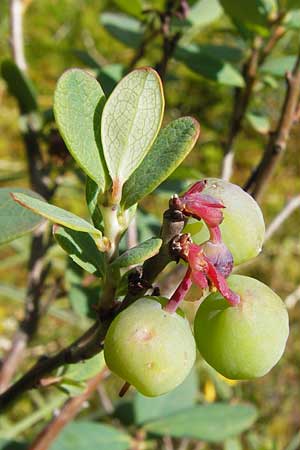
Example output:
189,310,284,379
183,197,224,227
205,257,240,306
191,270,209,289
185,180,207,195
164,267,193,313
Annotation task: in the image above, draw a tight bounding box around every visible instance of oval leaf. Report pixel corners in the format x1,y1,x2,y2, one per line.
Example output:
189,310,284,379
101,68,164,199
112,237,162,268
134,369,198,424
122,117,200,209
0,188,44,246
144,403,257,442
12,193,101,236
54,226,105,276
50,421,131,450
1,60,38,114
260,55,297,77
101,12,143,49
175,46,245,87
54,69,107,189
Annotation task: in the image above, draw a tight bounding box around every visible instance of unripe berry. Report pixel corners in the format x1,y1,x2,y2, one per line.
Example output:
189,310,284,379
185,178,265,265
104,297,196,396
194,275,289,380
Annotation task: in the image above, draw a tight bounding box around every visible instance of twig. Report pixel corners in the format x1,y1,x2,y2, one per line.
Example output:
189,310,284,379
29,368,109,450
285,286,300,309
9,0,26,71
0,223,50,393
221,36,263,181
0,321,107,411
265,195,300,241
0,206,185,410
221,22,285,181
0,5,58,391
245,52,300,200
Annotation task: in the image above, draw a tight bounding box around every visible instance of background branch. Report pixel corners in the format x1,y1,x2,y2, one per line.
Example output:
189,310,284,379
265,195,300,241
29,367,109,450
245,52,300,200
221,21,285,181
9,0,27,71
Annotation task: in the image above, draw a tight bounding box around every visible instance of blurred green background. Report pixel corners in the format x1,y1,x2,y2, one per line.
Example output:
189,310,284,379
0,1,300,449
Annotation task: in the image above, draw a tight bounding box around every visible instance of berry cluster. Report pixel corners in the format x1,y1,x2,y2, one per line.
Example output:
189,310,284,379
104,179,289,397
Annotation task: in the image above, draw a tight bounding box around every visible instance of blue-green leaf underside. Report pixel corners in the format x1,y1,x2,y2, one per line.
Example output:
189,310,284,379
54,69,107,189
12,193,101,236
122,117,200,209
101,67,165,191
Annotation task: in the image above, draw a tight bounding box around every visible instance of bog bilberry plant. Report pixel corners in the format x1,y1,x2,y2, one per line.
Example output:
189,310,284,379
2,66,289,406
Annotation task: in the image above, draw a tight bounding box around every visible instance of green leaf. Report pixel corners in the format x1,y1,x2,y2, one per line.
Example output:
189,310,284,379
112,237,162,268
246,112,270,134
86,177,103,230
68,284,99,319
0,440,27,450
219,0,274,30
101,68,164,197
100,12,143,49
54,69,107,188
122,117,200,209
145,403,257,442
50,421,131,450
73,50,101,69
54,226,105,276
286,0,300,9
260,56,297,77
134,369,198,424
1,60,38,114
97,64,125,96
187,0,223,28
175,45,245,87
284,9,300,29
113,0,142,18
62,353,105,383
0,188,44,246
12,193,101,236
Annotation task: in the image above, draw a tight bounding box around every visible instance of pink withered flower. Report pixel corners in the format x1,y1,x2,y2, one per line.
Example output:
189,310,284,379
165,181,240,313
176,180,225,227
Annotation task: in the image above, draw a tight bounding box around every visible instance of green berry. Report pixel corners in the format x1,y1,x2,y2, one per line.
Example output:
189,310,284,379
104,297,196,397
194,275,289,380
185,178,265,265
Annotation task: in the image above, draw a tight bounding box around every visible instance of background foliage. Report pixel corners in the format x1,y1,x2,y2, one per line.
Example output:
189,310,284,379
0,0,300,449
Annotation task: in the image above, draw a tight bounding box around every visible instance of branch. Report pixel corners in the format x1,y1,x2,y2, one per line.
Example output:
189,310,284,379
265,195,300,241
285,286,300,309
221,36,263,181
9,0,27,71
0,206,185,410
0,321,107,411
29,368,109,450
245,52,300,201
221,23,285,181
0,4,60,391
